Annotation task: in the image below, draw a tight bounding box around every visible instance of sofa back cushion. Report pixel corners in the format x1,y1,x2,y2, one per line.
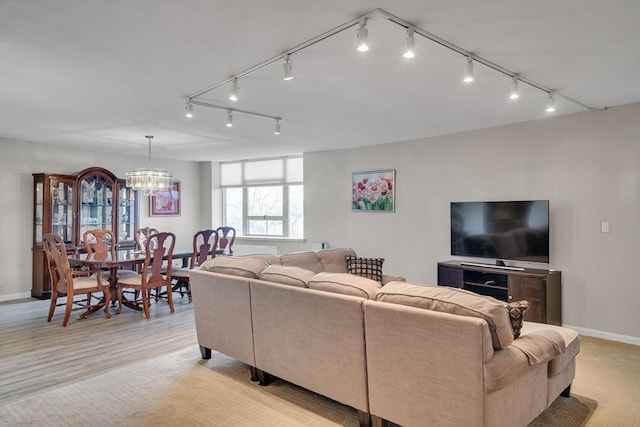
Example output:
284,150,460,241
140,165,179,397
241,254,282,265
200,256,268,278
309,272,381,299
279,251,324,273
316,248,357,273
258,265,316,288
376,282,514,350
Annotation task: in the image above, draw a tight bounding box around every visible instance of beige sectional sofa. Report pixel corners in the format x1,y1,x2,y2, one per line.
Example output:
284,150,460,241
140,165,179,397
189,248,580,427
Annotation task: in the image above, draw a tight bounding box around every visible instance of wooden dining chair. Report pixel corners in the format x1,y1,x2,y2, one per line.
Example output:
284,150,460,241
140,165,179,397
43,233,111,326
116,232,176,319
83,229,138,282
134,227,160,251
214,226,236,256
171,229,219,302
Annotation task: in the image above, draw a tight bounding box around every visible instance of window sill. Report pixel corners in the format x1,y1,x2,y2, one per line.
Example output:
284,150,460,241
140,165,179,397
235,236,306,243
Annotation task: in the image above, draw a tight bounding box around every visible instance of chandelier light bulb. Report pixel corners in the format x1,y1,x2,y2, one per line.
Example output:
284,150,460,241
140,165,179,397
356,19,369,52
274,119,281,135
546,93,556,113
403,28,415,59
228,78,239,101
282,55,293,81
185,102,193,118
463,56,474,83
509,77,520,100
226,110,234,127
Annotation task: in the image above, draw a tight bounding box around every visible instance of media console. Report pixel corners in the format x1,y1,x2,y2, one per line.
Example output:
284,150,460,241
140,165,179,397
437,260,561,325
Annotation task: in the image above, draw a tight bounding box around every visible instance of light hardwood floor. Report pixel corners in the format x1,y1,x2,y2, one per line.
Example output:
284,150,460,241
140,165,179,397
0,295,196,405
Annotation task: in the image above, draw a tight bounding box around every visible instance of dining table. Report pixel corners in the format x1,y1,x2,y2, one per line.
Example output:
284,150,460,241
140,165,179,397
68,247,193,316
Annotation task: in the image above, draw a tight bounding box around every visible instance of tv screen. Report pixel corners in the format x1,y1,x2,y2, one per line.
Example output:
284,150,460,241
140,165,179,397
451,200,549,263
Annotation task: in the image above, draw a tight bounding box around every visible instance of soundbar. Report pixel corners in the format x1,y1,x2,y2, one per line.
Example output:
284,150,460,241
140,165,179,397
460,262,525,272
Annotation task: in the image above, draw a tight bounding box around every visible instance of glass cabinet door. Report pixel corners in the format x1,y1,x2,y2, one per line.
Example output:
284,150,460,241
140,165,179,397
79,173,114,243
35,180,44,244
117,184,137,243
51,179,74,244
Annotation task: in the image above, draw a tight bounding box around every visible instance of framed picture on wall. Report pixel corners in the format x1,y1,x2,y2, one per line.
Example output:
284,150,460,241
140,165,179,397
352,169,395,212
150,181,181,216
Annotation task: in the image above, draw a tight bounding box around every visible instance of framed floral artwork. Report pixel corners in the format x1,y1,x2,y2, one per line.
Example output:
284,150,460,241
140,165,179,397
352,170,395,212
150,181,181,216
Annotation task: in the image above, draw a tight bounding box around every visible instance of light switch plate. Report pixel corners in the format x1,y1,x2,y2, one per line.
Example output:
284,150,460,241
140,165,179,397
600,221,610,233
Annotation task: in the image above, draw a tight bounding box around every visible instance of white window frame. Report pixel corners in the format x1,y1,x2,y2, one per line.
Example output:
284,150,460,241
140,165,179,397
221,156,303,238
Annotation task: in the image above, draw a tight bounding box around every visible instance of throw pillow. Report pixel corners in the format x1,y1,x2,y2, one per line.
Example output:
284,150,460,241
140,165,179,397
505,300,530,339
346,255,384,284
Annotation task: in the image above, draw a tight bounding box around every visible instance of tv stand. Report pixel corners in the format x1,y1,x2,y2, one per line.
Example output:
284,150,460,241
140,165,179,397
437,260,561,325
460,261,525,272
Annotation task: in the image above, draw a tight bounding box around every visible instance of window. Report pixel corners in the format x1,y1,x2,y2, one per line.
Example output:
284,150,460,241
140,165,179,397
221,157,303,238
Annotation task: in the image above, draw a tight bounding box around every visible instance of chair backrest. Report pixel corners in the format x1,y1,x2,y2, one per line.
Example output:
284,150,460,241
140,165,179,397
141,232,176,289
42,233,73,295
83,229,116,257
135,227,160,251
190,229,219,268
215,226,236,255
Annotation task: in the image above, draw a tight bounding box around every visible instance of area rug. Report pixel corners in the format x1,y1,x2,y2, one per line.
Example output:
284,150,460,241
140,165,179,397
0,345,597,426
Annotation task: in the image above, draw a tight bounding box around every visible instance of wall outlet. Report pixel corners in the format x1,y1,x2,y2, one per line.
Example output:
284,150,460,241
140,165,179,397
600,221,610,233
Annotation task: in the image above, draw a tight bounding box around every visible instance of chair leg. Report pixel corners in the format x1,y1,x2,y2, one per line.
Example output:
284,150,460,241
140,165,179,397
47,292,57,322
166,284,175,313
141,289,150,319
62,295,73,327
116,286,123,315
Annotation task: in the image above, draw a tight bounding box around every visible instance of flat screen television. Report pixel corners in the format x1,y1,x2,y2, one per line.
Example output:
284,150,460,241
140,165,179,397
450,200,549,264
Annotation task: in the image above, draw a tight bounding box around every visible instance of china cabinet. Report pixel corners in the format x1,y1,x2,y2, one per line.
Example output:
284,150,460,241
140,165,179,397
32,167,139,299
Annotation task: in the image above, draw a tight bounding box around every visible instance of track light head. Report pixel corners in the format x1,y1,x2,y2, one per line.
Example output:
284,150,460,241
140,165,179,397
545,93,556,113
509,77,520,100
356,19,369,52
226,110,234,127
274,119,281,135
282,55,293,81
403,28,415,59
185,102,193,118
463,57,474,83
229,78,239,101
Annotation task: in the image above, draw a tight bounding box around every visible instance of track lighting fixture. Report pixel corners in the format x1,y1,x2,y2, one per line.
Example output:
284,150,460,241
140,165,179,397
356,18,369,52
283,55,293,81
463,57,474,83
184,8,595,132
403,28,415,59
509,77,520,100
545,93,556,113
229,78,239,102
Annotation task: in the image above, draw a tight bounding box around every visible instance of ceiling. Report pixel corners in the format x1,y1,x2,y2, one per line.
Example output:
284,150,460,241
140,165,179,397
1,0,639,163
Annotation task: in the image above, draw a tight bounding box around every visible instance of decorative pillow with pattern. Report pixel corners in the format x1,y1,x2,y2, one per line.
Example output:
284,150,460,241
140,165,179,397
346,255,384,284
505,300,530,339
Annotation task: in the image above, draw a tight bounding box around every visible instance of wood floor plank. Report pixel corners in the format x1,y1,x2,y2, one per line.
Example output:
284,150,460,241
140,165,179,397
0,295,196,405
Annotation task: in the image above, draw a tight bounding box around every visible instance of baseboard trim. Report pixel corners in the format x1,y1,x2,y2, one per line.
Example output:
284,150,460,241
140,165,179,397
0,291,32,303
564,324,640,346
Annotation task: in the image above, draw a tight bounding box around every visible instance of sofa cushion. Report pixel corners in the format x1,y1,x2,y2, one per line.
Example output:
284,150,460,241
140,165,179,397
258,265,315,288
200,256,268,278
376,282,514,350
346,255,384,284
316,248,357,273
308,272,381,299
279,251,324,273
241,254,282,265
505,300,530,338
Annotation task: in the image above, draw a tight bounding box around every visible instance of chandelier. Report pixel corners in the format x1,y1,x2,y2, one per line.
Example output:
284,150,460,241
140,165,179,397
125,135,173,196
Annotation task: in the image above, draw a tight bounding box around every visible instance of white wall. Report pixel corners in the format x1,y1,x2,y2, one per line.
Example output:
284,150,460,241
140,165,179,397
0,138,203,299
304,103,640,342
